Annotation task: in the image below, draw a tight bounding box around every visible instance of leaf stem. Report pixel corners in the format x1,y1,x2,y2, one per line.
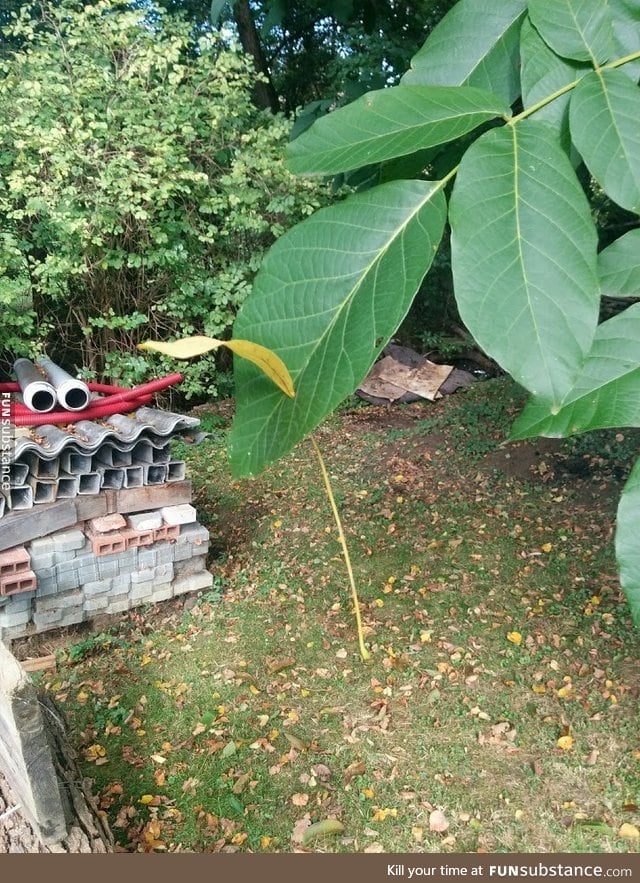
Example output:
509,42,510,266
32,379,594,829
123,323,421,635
311,435,370,662
507,49,640,127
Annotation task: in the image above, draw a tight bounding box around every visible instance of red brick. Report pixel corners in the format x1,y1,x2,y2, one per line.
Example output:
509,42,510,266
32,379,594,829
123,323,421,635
121,528,154,548
0,569,37,596
88,514,127,534
89,530,127,557
152,525,180,543
0,546,31,578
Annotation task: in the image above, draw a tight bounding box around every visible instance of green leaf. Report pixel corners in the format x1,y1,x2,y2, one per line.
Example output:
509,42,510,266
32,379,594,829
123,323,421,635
519,16,590,147
230,180,447,476
610,0,640,82
449,121,600,405
511,303,640,439
527,0,614,65
287,86,508,176
401,0,527,105
569,69,640,215
615,457,640,629
598,230,640,298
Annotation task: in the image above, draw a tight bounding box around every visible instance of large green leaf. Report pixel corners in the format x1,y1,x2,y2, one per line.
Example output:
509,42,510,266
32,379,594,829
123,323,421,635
570,69,640,214
519,16,590,147
528,0,614,65
287,86,508,176
230,180,447,476
449,120,600,406
511,303,640,439
401,0,527,105
610,0,640,83
598,230,640,298
615,457,640,629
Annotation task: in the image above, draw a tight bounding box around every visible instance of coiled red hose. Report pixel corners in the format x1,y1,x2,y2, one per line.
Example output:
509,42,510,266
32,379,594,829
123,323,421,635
0,373,183,426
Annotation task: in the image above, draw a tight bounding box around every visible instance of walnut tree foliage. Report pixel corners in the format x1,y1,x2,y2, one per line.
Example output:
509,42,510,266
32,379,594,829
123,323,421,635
230,0,640,626
0,0,326,392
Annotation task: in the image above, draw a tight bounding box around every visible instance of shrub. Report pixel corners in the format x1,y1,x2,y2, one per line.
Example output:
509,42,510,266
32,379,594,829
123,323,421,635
0,0,327,396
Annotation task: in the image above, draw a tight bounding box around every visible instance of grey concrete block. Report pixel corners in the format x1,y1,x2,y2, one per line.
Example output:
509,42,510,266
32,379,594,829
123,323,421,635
35,576,59,598
82,578,113,597
59,607,84,627
0,608,32,628
0,593,34,613
105,597,130,614
29,552,56,572
131,568,155,585
97,558,120,579
53,565,80,591
172,571,213,596
110,575,132,597
33,609,63,628
29,536,56,556
176,523,210,546
77,564,99,584
55,557,81,575
149,583,173,603
118,548,139,572
36,590,83,613
174,556,206,578
83,595,109,613
154,562,174,582
137,548,158,568
52,529,86,553
129,584,155,603
160,504,197,527
154,544,175,565
127,511,163,532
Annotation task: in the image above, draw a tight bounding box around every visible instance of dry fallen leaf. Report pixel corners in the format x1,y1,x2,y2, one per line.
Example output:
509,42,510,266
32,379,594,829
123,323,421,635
557,735,575,751
506,631,523,645
618,823,640,840
291,792,310,806
429,809,449,833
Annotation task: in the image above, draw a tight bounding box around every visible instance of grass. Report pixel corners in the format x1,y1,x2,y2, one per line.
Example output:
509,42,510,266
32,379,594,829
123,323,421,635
35,377,640,853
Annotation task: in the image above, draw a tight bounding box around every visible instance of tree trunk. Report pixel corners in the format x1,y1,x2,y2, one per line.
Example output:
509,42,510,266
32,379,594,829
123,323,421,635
232,0,279,113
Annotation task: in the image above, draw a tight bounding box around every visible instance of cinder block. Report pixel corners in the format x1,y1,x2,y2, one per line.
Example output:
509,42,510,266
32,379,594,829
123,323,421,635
153,525,181,543
152,543,175,565
83,595,109,613
90,530,127,557
1,570,37,597
55,557,80,576
97,558,120,580
36,590,84,614
160,504,197,527
0,547,31,578
122,528,154,549
52,529,86,553
127,511,163,532
118,548,139,571
89,514,126,534
82,578,113,597
77,565,99,585
172,571,213,596
105,597,130,614
0,592,34,613
35,575,58,597
174,556,206,579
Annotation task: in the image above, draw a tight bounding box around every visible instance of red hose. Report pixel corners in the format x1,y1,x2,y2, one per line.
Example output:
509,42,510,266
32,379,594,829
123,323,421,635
2,373,183,426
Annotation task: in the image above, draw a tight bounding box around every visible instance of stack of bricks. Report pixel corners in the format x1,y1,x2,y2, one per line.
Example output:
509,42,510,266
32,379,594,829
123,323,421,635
0,504,212,644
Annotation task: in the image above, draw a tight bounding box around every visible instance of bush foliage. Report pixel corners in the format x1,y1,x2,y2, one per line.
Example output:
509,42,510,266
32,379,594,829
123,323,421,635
0,0,326,394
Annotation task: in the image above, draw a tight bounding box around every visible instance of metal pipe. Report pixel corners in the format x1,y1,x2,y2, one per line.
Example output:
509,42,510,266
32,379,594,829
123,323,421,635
37,356,90,411
13,358,57,413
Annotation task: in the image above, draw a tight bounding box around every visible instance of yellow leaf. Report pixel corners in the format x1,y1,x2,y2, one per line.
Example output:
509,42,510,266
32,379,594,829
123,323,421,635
372,807,398,822
557,685,573,699
618,823,640,839
139,794,155,805
260,836,273,849
362,788,375,799
506,631,523,645
302,819,344,846
76,690,89,704
557,735,574,750
541,543,553,553
138,336,295,398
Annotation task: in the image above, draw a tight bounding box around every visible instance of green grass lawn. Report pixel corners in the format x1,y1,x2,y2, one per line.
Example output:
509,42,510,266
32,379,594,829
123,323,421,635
36,378,640,853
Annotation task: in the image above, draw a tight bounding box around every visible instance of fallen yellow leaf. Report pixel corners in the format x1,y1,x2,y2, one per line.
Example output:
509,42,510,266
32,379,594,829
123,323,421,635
618,823,640,840
506,631,523,645
541,543,553,553
557,735,575,750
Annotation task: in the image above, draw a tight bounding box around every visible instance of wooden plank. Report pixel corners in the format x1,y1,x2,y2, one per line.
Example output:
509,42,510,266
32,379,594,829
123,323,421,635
0,501,77,553
113,481,192,514
73,493,109,522
20,655,57,674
